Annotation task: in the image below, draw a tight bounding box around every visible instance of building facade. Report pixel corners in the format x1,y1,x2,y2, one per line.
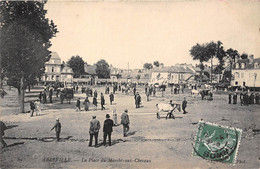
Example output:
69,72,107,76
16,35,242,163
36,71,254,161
42,52,74,83
231,56,260,88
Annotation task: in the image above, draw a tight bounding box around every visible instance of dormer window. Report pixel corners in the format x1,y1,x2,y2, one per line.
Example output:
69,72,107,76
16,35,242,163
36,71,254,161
241,63,245,69
236,63,240,69
255,63,259,68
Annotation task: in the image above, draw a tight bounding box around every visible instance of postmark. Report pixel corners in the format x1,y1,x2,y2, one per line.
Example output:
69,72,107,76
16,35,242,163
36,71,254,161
192,121,242,165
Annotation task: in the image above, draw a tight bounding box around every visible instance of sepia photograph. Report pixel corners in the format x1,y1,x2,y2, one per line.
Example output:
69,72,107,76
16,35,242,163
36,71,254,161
0,0,259,168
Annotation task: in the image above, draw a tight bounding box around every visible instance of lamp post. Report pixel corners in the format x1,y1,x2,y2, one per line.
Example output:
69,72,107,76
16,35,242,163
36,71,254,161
254,73,257,92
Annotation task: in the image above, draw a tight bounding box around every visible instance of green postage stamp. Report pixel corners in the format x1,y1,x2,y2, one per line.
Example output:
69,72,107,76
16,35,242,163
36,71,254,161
193,121,242,165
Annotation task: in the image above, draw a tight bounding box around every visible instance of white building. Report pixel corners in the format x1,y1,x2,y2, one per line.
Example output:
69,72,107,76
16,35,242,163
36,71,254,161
42,52,74,83
231,56,260,88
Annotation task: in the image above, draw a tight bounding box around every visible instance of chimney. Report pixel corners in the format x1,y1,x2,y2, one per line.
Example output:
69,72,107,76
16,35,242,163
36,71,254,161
249,55,254,63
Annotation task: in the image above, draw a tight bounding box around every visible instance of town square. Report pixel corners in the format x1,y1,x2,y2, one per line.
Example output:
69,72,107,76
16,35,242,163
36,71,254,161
0,1,260,169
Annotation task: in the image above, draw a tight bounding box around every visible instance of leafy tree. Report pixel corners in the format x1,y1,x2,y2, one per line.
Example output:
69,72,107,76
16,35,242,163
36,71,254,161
189,43,210,74
95,59,110,78
225,48,239,82
67,55,85,78
0,1,57,113
153,61,160,67
143,63,153,70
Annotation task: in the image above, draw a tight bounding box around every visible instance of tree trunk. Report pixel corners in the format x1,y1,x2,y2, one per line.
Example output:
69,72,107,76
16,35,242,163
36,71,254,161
18,75,25,113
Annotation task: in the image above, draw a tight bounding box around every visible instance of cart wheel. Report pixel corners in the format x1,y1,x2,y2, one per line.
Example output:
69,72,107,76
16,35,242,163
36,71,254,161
157,113,160,119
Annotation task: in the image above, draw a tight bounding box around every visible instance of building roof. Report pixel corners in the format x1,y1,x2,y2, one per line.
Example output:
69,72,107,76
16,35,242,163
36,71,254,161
233,58,260,69
84,65,97,75
152,65,195,74
50,52,61,60
61,66,73,74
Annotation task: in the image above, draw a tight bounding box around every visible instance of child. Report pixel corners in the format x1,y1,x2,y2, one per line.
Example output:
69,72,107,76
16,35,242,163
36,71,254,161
51,118,61,141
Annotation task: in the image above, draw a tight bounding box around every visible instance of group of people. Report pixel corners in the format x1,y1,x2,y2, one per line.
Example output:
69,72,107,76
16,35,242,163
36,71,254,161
229,92,260,105
30,100,41,117
50,109,130,147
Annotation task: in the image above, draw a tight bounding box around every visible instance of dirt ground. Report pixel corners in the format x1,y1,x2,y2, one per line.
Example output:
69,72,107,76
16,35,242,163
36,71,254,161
0,85,259,169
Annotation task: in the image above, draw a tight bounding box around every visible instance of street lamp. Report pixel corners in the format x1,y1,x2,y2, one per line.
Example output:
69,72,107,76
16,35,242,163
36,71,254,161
254,73,257,92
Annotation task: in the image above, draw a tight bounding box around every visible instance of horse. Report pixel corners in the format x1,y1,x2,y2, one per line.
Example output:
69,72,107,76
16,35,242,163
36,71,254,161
156,103,181,119
191,89,200,95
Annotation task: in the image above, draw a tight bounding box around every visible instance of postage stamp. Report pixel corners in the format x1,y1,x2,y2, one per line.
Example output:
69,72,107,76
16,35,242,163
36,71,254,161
192,121,242,165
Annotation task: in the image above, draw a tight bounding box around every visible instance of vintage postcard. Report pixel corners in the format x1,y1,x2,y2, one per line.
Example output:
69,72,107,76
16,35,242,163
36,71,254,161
0,0,259,168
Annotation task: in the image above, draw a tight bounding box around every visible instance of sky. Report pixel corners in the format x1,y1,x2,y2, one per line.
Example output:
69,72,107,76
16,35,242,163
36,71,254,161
45,0,260,69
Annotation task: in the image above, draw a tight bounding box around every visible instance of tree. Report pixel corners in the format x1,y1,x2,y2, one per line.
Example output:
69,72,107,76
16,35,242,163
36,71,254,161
0,1,57,113
189,43,210,75
153,61,160,67
143,63,153,70
67,55,85,78
225,48,239,82
95,59,110,78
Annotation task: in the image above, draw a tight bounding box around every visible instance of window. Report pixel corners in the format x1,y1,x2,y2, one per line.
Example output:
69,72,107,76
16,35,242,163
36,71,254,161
255,63,259,68
52,67,54,72
235,81,238,85
236,63,240,69
241,63,245,69
51,75,54,80
235,72,240,78
241,73,244,78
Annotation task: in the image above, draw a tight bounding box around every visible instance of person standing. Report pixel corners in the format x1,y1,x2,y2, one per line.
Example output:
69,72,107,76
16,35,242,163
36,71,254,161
35,99,41,116
76,98,81,112
84,97,90,111
49,89,53,103
240,92,244,106
133,86,136,96
109,92,114,105
39,92,42,103
146,91,150,101
93,96,97,110
30,100,35,117
51,118,61,142
94,90,98,98
182,97,188,114
136,93,141,108
101,93,105,110
89,116,100,147
0,121,8,148
228,93,232,104
112,109,117,125
43,91,47,104
121,109,130,137
103,114,114,146
233,93,237,104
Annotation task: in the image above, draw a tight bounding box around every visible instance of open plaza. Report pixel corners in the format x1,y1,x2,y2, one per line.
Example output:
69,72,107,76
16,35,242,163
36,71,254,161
0,84,259,168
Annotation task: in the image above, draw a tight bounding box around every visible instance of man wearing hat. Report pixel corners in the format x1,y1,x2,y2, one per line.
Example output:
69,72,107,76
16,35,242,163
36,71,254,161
89,116,100,147
121,109,130,137
51,118,61,141
103,114,114,146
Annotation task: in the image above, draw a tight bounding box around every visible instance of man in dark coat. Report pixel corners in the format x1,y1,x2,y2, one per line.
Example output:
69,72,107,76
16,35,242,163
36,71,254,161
76,98,81,111
43,91,47,104
228,93,232,104
101,93,105,110
103,114,114,146
93,96,97,110
0,121,8,148
94,90,98,98
121,109,130,137
136,94,141,108
51,118,61,141
49,89,53,103
109,92,114,105
233,93,237,104
30,101,35,117
39,92,42,103
182,97,188,114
